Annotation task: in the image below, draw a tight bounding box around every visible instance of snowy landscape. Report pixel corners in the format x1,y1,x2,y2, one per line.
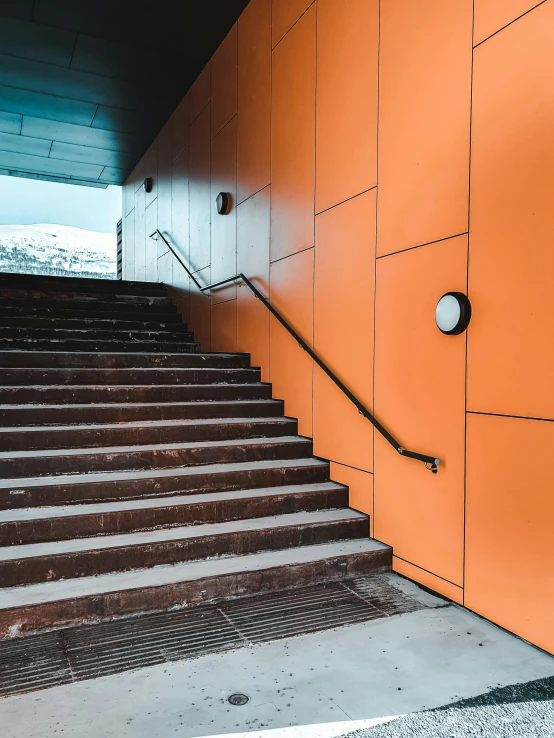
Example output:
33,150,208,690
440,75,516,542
0,224,117,280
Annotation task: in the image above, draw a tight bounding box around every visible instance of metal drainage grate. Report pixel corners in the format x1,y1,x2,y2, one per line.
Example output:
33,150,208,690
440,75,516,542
0,574,434,698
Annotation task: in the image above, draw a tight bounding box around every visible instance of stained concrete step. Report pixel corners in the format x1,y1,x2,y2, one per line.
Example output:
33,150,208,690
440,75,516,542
0,539,391,637
0,509,368,587
0,458,330,509
0,304,182,321
0,367,258,386
0,417,298,452
0,340,201,353
0,397,279,426
0,316,188,331
0,352,246,370
0,297,177,316
0,328,195,342
0,288,172,306
0,274,166,296
0,435,312,477
0,483,348,545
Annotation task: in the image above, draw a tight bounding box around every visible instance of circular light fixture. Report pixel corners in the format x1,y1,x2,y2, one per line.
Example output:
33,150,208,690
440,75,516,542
143,177,153,193
228,693,249,706
216,191,231,215
435,292,472,335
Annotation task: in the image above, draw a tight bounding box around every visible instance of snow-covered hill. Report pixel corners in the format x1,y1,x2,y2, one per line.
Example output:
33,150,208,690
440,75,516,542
0,224,116,280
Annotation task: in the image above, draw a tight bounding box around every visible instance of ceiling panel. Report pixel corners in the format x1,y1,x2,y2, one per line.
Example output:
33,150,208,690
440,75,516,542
0,0,249,187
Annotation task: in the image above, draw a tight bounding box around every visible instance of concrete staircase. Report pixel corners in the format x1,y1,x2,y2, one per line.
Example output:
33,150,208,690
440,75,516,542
0,273,391,637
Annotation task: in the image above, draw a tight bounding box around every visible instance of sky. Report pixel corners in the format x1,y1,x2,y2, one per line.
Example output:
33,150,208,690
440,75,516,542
0,175,122,234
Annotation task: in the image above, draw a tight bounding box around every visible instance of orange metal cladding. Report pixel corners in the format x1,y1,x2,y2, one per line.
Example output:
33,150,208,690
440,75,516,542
313,190,375,474
269,248,314,438
377,0,472,257
237,186,270,382
211,25,237,138
189,104,211,273
189,64,211,123
473,0,545,45
210,117,237,306
171,94,189,162
315,0,378,214
271,0,313,47
465,413,554,654
237,0,270,204
330,462,372,532
270,4,316,262
373,236,467,586
211,298,238,353
468,1,554,421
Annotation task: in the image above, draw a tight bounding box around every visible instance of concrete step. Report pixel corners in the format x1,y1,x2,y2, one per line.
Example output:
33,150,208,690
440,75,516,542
0,273,167,296
0,305,182,321
0,458,330,509
0,352,248,369
0,317,191,331
0,509,368,587
0,436,313,477
0,327,195,342
0,483,347,544
0,397,279,426
0,417,298,451
0,297,177,316
0,366,259,386
0,288,172,306
0,539,391,637
0,339,201,353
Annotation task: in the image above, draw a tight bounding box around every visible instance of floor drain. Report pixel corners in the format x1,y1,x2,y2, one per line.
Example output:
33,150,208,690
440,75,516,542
228,693,249,706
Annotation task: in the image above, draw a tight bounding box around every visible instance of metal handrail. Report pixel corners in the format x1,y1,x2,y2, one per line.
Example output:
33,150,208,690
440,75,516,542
150,229,440,473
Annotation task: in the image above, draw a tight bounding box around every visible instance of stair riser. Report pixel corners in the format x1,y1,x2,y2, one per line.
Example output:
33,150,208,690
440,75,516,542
0,419,298,452
0,341,201,353
0,548,391,638
0,306,182,321
0,289,172,306
0,328,195,341
0,464,330,509
0,368,259,386
0,488,348,545
0,275,167,296
0,299,177,315
1,439,312,478
0,399,281,426
0,518,368,586
0,318,188,331
0,353,247,369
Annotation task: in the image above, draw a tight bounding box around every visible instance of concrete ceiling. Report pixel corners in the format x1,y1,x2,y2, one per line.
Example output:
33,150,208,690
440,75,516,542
0,0,249,188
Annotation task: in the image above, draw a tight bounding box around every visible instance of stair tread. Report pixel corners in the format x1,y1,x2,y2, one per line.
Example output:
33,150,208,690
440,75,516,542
0,539,388,610
0,435,307,460
0,416,293,434
0,457,327,488
0,482,345,523
0,509,365,561
0,398,276,410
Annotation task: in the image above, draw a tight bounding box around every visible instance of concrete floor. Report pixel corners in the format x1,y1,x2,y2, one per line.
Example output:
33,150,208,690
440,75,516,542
1,579,553,738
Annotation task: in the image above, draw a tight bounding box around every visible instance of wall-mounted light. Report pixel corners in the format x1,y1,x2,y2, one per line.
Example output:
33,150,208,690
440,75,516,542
435,292,472,335
216,192,231,215
143,177,153,193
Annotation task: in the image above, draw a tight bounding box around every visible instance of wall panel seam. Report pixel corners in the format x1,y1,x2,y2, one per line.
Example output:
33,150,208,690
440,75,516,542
473,0,547,48
376,231,468,260
272,0,317,50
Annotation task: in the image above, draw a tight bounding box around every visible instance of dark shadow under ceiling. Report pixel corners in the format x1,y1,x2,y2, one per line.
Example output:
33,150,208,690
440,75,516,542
0,0,249,188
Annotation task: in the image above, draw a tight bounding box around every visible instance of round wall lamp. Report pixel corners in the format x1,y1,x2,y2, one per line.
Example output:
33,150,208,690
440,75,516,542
435,292,472,335
216,192,231,215
143,177,153,193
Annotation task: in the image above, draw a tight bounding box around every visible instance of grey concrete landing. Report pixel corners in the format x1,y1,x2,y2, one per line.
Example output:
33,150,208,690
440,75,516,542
0,574,552,738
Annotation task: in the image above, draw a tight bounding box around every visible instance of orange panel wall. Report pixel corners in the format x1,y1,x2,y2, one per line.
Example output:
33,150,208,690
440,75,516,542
122,0,554,653
270,5,316,262
377,0,472,257
315,0,378,213
313,190,376,473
